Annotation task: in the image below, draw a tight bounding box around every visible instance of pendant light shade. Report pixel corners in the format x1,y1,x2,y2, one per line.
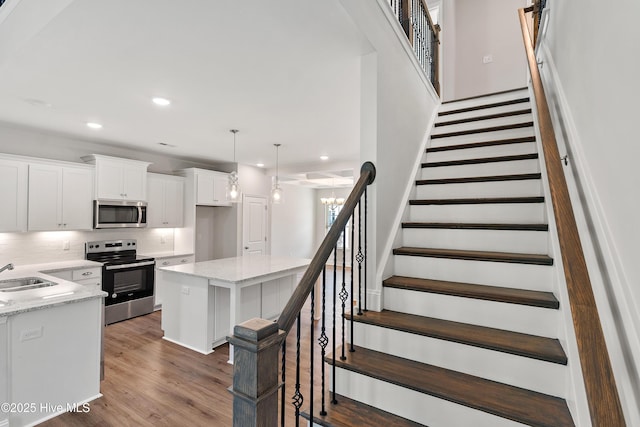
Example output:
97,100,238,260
227,129,241,203
271,143,283,204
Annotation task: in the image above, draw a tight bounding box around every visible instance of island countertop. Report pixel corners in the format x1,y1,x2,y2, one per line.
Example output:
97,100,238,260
159,255,311,285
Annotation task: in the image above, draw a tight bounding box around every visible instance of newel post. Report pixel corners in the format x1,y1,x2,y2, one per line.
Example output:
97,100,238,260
228,318,284,427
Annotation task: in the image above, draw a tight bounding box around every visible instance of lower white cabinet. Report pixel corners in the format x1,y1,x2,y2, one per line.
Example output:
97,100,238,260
154,255,195,308
45,266,102,290
0,317,8,427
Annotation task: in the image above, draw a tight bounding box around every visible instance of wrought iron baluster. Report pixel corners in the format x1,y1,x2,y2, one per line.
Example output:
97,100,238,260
364,188,368,311
292,314,303,427
310,279,315,423
332,244,338,404
350,212,355,352
356,201,363,316
340,226,348,359
281,340,286,427
319,267,328,416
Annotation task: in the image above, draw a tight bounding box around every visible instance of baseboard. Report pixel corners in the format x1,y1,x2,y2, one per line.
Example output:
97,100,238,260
539,41,640,426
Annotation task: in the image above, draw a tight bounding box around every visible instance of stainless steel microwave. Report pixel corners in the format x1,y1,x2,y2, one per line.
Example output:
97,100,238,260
94,200,147,229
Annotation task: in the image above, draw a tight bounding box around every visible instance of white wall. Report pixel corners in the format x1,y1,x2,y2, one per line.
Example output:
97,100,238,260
538,0,640,423
271,184,316,259
445,0,528,100
340,0,440,309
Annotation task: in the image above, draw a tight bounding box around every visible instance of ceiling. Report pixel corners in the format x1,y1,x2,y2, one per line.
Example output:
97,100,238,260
0,0,372,177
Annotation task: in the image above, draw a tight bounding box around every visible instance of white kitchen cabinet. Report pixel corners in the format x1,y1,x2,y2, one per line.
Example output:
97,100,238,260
0,158,28,232
7,298,101,427
154,254,194,308
45,266,102,290
83,154,150,201
28,164,93,231
147,173,185,228
194,169,230,206
0,317,7,427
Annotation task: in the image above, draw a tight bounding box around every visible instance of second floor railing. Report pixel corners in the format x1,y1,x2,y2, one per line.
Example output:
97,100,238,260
389,0,440,95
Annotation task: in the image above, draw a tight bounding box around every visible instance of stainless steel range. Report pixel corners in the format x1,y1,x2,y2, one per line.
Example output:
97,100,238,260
85,239,155,324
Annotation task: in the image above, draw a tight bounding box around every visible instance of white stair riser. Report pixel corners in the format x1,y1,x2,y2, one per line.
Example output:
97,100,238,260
332,368,528,427
408,203,547,224
350,323,566,397
383,287,558,337
426,141,537,163
432,114,534,136
439,90,530,114
416,179,543,199
420,159,540,180
436,103,532,124
393,255,554,291
401,228,548,254
430,127,534,149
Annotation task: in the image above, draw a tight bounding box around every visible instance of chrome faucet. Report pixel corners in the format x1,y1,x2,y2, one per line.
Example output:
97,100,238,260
0,263,14,274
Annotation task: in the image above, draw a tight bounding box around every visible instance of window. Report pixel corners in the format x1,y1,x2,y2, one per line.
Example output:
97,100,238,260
325,204,349,249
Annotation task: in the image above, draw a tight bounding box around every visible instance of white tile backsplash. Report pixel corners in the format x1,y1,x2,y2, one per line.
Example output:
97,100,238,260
0,228,176,267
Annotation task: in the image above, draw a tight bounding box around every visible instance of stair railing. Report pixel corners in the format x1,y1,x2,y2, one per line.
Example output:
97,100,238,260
518,7,626,426
388,0,440,95
228,162,376,427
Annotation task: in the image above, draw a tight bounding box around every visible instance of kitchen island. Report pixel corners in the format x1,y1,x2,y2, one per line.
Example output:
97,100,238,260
158,255,310,356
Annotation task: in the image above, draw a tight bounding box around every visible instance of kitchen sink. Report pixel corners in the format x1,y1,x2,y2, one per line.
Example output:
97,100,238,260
0,277,58,292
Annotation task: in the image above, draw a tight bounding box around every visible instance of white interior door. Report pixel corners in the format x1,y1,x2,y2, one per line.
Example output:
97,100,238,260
242,195,267,255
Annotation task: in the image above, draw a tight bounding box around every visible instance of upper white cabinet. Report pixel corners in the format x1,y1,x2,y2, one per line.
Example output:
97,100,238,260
147,173,185,228
0,158,28,232
82,155,150,201
28,164,93,231
193,169,230,206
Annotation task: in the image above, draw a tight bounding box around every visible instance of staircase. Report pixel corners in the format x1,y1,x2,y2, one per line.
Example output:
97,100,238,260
304,88,576,426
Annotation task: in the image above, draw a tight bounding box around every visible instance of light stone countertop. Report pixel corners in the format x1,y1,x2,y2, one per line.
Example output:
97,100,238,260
159,255,311,285
0,260,106,317
138,251,195,260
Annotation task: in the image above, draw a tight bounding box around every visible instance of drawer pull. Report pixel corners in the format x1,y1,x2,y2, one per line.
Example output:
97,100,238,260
162,261,170,266
181,259,188,263
82,271,93,276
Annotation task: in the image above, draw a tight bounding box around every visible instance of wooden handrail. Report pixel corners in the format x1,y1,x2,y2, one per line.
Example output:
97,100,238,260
518,8,626,426
277,162,376,334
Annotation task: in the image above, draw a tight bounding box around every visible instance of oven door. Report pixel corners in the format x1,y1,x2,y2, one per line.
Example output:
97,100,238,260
102,260,155,306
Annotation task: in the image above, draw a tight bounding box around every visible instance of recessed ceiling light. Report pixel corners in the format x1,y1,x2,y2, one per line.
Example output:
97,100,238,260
320,155,329,161
152,97,171,106
256,163,265,168
86,122,103,129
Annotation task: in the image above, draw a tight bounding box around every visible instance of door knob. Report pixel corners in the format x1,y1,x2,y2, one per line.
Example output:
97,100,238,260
244,246,249,250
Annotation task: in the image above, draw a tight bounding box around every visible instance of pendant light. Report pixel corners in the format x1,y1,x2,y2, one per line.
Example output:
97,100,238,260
271,143,283,204
227,129,241,203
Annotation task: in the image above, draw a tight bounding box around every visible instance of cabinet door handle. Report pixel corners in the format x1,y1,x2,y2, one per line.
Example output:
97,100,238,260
82,272,93,276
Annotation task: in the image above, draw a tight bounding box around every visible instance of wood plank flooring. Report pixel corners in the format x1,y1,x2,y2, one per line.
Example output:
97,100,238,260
41,276,343,427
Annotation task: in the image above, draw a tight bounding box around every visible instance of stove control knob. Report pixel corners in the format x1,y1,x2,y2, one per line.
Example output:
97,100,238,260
112,293,117,299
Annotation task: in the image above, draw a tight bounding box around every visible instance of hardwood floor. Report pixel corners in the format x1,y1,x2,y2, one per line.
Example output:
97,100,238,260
42,273,345,426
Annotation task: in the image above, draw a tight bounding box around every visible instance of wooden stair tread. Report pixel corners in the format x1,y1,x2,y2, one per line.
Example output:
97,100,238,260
301,393,425,427
416,173,541,185
348,310,566,364
431,122,533,139
422,153,538,168
409,196,544,205
401,222,548,231
393,247,553,265
427,136,536,153
329,345,574,427
435,108,532,127
442,87,528,105
384,275,558,308
438,97,530,117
